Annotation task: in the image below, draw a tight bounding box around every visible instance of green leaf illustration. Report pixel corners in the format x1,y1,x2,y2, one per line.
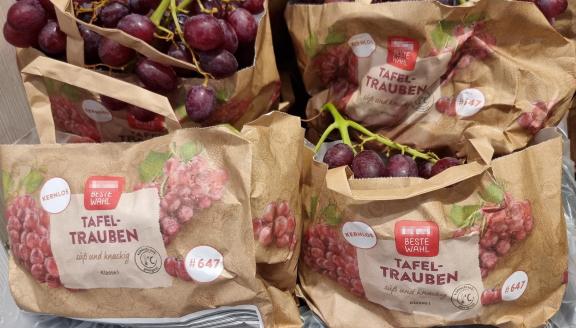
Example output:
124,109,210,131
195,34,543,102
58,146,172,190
22,169,43,194
324,31,346,45
139,151,171,183
61,84,84,103
2,171,13,195
43,77,57,94
304,32,319,58
179,142,202,162
322,203,341,226
216,89,229,103
464,13,484,26
449,204,481,228
309,195,319,220
430,21,455,50
480,183,505,204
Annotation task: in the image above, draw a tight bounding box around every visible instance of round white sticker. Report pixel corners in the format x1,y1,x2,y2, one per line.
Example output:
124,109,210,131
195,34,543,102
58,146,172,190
501,271,529,301
82,100,113,122
348,33,376,58
342,221,377,249
455,88,485,117
40,177,71,214
185,246,224,283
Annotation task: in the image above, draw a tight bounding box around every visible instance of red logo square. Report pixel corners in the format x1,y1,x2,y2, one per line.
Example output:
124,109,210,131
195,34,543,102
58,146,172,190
394,220,439,257
387,37,420,71
84,176,125,211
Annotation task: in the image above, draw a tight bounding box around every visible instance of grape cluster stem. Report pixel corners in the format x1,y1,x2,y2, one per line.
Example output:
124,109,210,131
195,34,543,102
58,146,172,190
151,0,213,84
314,103,439,163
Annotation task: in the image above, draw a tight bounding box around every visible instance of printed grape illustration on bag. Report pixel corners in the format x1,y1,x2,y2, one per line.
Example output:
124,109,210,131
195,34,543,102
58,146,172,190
286,0,576,154
299,131,567,327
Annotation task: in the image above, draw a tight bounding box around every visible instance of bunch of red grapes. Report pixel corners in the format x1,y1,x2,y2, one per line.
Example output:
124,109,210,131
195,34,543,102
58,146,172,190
5,195,62,288
3,0,263,122
135,156,228,245
322,143,462,179
517,101,554,134
302,224,365,297
478,193,534,278
252,200,297,250
50,95,103,142
163,256,193,281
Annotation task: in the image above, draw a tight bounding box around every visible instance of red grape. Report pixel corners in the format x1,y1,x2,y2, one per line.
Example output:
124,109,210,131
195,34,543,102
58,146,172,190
351,150,386,178
217,19,238,54
167,42,191,63
99,2,130,28
323,143,354,169
38,21,66,56
183,14,224,51
418,161,434,179
129,0,161,14
135,58,178,94
79,24,101,64
197,49,238,79
535,0,568,21
3,23,37,48
190,0,225,18
7,1,47,32
117,14,155,44
430,157,461,177
167,43,198,77
185,85,216,121
384,154,418,177
241,0,264,14
37,0,56,18
98,37,135,66
226,8,257,44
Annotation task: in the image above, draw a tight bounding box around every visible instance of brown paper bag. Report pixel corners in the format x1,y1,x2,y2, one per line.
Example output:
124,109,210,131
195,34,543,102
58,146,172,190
51,0,281,128
298,131,566,327
242,113,305,291
18,48,181,143
0,114,302,327
285,0,576,155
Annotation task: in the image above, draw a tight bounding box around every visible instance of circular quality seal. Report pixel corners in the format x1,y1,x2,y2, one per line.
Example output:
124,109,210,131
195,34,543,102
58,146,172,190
134,246,162,274
451,284,479,310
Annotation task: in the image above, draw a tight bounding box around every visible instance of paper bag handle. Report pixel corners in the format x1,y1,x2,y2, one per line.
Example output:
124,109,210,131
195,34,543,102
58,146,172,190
325,138,494,201
18,49,181,144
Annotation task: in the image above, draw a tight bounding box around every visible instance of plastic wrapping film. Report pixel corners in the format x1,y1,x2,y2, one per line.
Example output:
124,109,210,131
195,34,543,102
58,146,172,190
547,117,576,328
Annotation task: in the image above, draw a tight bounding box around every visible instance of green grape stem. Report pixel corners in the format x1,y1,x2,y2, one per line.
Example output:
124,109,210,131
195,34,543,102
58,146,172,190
151,0,171,26
178,0,194,10
313,103,439,163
